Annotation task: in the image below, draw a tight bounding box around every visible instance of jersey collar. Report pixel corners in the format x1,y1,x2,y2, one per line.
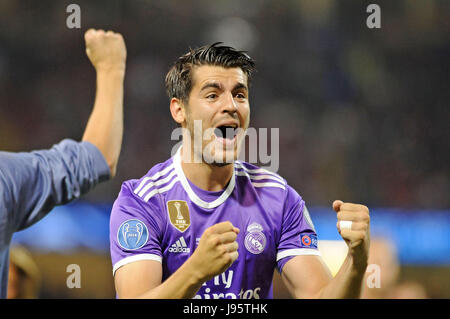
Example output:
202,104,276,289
173,146,236,209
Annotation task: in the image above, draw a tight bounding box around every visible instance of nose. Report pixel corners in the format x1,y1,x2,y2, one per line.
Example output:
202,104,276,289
222,92,238,113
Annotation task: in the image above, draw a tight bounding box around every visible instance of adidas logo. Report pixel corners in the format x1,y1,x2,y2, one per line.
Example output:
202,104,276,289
168,237,190,253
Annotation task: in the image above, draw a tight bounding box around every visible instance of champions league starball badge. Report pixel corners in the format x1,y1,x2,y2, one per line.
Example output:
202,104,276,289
117,219,149,250
244,223,266,255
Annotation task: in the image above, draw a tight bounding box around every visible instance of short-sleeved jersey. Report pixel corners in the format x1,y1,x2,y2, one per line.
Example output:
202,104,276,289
110,147,319,299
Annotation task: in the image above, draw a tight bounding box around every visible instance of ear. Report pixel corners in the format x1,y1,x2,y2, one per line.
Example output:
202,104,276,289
169,98,186,125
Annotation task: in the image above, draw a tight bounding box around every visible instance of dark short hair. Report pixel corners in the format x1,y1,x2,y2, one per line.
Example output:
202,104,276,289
165,42,256,104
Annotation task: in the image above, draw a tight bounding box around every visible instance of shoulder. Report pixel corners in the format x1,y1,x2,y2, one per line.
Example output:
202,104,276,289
234,160,287,192
113,157,176,211
126,157,176,201
110,158,178,242
234,160,304,207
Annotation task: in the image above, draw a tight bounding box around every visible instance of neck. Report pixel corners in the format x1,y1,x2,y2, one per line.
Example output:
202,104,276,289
180,146,234,192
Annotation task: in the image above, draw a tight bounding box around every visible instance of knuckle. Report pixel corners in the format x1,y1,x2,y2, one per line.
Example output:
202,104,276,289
342,203,354,210
211,235,220,246
218,245,227,255
223,254,232,265
224,221,233,229
203,228,212,237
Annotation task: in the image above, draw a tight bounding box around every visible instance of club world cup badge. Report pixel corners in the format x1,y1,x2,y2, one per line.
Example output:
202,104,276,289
167,200,191,232
117,219,149,250
245,223,266,255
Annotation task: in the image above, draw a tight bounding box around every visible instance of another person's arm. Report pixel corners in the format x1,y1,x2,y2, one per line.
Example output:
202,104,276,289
0,29,127,233
0,140,110,232
82,29,126,178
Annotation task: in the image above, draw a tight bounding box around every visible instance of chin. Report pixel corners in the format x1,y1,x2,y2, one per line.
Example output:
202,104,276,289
210,161,233,168
203,148,238,166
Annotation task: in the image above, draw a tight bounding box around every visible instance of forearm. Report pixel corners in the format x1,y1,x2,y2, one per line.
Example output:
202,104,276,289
318,254,367,299
136,259,205,299
82,69,124,177
117,222,238,299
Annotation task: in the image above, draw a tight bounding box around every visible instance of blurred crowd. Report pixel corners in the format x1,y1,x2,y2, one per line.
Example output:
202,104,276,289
0,0,448,209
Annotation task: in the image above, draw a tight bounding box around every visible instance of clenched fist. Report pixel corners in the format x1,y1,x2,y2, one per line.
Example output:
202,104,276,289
334,200,370,268
85,29,126,72
190,221,240,283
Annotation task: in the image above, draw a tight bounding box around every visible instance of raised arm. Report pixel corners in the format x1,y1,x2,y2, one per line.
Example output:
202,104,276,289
82,29,127,178
0,29,126,234
281,201,370,299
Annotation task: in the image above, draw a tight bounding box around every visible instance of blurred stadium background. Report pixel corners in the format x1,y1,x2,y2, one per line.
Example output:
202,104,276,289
1,0,448,298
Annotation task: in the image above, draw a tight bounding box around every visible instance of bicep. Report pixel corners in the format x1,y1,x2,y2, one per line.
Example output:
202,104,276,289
114,260,163,299
281,255,333,299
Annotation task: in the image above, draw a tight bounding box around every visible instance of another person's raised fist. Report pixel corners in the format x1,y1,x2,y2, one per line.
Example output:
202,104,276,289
84,29,126,72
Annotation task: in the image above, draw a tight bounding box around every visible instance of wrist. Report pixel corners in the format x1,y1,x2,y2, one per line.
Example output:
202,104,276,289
348,253,368,274
96,65,126,77
182,257,208,287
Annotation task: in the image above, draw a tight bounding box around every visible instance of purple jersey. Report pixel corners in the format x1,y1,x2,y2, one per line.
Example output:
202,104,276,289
110,147,320,299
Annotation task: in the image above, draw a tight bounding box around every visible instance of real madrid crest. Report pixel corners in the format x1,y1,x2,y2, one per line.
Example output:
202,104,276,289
244,223,266,254
167,200,191,232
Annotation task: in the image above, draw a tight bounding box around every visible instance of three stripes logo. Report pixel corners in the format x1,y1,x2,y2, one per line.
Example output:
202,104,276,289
168,237,190,253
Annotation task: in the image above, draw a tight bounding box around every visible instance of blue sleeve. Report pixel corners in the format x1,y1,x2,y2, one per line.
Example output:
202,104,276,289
0,139,110,234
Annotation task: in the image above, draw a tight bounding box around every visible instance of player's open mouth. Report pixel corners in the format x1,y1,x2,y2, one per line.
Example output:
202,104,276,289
214,124,238,147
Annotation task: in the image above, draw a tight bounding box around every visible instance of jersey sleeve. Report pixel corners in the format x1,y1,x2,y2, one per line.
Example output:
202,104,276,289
110,182,164,276
0,139,110,235
276,185,321,273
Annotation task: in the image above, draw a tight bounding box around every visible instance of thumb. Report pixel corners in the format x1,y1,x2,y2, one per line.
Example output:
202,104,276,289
332,200,344,213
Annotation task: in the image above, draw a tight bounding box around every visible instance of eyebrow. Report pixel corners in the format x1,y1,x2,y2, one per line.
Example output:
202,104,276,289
200,82,222,92
232,82,248,92
199,82,248,93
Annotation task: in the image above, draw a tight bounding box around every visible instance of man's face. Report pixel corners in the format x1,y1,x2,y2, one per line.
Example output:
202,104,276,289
182,65,250,165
